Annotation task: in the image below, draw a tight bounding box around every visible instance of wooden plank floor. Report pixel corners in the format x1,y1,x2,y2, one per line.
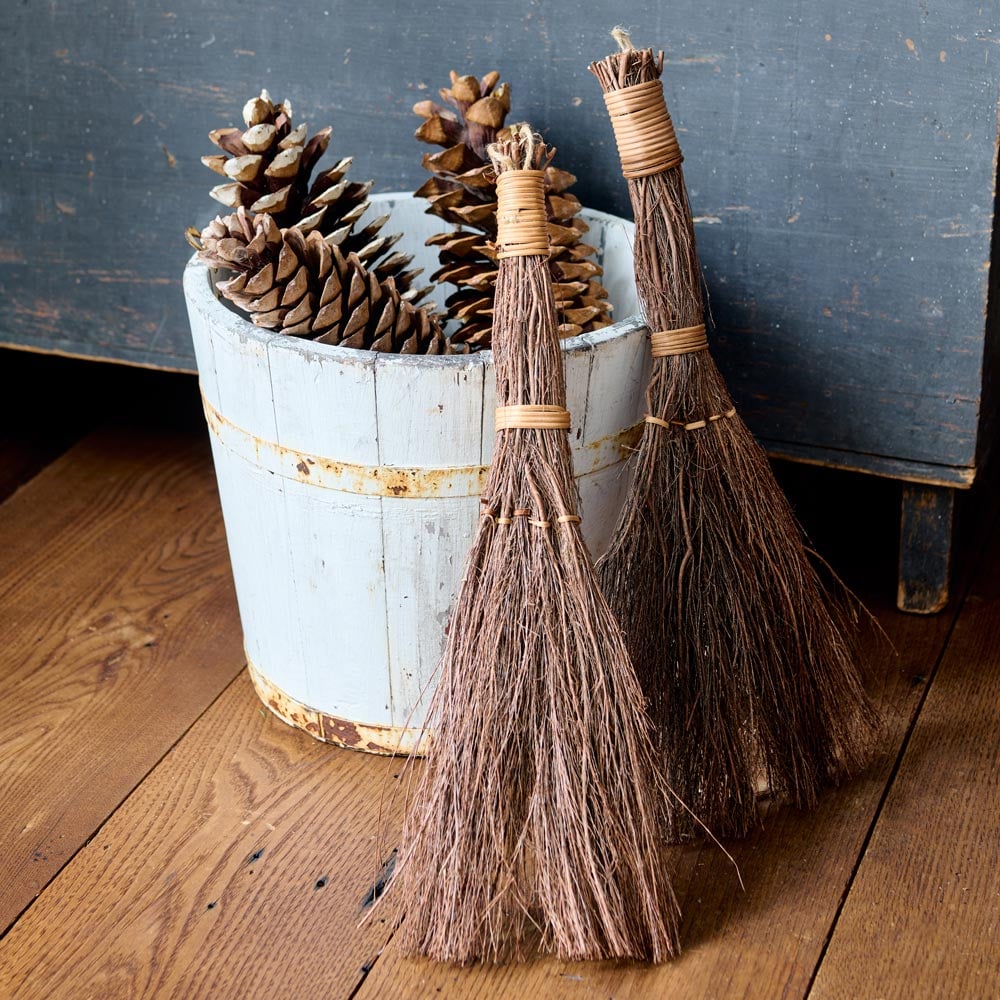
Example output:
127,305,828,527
0,428,246,936
0,406,997,999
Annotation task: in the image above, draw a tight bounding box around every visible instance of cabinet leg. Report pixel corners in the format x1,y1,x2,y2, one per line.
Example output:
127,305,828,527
897,483,955,614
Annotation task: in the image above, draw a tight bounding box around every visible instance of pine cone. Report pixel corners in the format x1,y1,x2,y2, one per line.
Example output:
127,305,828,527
201,89,424,298
189,208,458,355
414,71,613,348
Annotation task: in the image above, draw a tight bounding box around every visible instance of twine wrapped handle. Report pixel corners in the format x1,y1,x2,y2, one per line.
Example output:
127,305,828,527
495,404,571,430
604,78,683,179
492,164,568,437
492,162,569,434
495,169,550,259
491,147,576,526
650,323,707,358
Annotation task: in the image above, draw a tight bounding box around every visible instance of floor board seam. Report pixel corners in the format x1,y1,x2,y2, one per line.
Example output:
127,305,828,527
801,497,1000,998
0,663,248,945
345,913,404,1000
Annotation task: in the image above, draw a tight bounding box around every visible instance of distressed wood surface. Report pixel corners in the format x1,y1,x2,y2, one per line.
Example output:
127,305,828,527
572,316,649,550
186,199,649,741
763,439,977,488
272,334,386,721
0,422,997,997
349,585,965,999
192,284,314,712
0,672,411,999
378,354,484,729
811,502,1000,999
0,427,244,935
0,2,995,482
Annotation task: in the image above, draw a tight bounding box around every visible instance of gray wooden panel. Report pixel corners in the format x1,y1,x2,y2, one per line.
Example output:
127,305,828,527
0,1,996,472
674,7,997,470
977,182,1000,472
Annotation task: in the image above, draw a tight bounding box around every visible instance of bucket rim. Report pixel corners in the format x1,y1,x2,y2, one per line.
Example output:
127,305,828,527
182,193,646,370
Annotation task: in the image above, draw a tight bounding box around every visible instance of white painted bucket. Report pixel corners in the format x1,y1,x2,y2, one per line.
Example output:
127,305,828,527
183,193,645,754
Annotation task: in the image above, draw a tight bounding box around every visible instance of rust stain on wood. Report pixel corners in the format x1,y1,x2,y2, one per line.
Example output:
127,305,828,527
248,660,428,756
202,396,638,499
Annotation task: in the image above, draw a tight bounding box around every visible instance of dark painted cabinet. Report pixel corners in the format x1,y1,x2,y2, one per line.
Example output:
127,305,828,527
1,1,996,611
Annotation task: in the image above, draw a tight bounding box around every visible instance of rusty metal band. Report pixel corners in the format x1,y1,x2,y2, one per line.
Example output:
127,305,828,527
650,324,708,357
201,392,638,497
603,79,683,178
495,170,550,259
494,404,572,430
246,656,429,757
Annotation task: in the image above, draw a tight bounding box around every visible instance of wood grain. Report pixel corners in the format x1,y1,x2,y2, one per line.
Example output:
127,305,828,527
809,507,1000,999
0,672,412,999
764,439,976,489
350,589,966,1000
0,427,244,934
1,1,995,485
0,408,995,997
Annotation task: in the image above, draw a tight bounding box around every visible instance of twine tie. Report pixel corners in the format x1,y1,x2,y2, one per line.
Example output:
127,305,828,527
495,170,550,259
604,79,683,178
650,324,708,358
495,404,571,431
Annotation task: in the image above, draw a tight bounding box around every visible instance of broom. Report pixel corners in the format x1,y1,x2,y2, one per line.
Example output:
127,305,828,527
390,123,680,964
588,32,881,841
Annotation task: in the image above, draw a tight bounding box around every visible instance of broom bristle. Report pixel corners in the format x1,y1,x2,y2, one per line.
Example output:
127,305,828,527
589,44,882,841
392,124,680,964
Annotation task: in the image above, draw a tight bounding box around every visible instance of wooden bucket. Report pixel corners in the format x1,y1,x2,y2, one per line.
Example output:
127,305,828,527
183,193,645,754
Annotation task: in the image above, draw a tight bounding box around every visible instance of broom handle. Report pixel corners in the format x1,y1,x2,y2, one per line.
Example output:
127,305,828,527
485,140,582,528
596,60,708,353
492,166,572,423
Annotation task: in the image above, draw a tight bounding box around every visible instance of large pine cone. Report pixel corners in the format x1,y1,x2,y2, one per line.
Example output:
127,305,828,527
201,90,424,297
202,91,363,231
190,208,457,355
414,71,612,348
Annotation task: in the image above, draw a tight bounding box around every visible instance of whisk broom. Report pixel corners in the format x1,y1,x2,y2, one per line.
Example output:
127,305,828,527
390,123,680,964
588,32,881,841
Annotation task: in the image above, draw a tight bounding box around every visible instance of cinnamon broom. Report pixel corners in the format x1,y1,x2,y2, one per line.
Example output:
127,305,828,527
588,32,881,841
390,123,679,964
